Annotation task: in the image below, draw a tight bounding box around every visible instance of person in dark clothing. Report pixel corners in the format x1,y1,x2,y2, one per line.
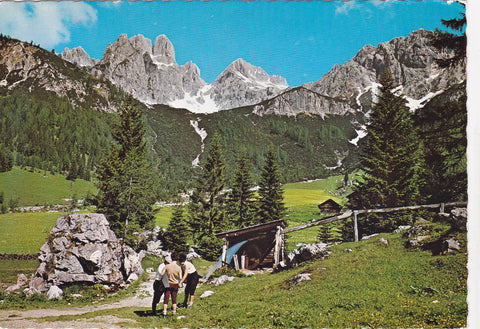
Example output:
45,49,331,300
179,253,200,308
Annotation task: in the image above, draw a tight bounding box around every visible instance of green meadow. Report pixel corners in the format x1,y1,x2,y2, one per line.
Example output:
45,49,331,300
0,212,65,254
0,167,97,206
29,232,467,329
0,170,467,328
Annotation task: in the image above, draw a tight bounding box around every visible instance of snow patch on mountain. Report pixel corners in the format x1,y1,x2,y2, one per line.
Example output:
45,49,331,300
405,90,444,112
169,86,219,113
190,119,208,167
349,126,368,146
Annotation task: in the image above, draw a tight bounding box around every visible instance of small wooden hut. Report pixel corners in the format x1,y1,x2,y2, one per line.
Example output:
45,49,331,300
345,191,362,210
215,219,287,270
318,199,342,214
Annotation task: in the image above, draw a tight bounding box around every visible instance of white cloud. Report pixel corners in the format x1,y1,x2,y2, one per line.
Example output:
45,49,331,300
335,1,361,15
0,2,97,49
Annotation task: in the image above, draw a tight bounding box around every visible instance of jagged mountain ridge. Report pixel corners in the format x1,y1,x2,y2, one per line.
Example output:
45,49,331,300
62,34,288,113
303,29,465,112
0,36,124,112
252,86,354,118
60,29,464,118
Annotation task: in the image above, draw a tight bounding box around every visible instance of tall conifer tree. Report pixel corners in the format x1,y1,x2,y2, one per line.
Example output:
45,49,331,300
96,96,157,244
257,144,285,223
416,8,467,202
227,148,256,228
187,133,226,260
355,71,423,234
163,205,190,254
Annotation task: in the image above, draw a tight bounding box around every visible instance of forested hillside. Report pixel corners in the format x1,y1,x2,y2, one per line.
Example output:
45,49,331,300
0,90,112,179
145,104,361,196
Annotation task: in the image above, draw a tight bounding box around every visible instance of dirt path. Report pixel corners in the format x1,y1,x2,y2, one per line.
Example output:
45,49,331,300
0,274,157,328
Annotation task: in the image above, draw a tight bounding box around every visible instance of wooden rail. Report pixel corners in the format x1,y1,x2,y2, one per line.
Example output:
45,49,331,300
353,201,467,215
283,210,353,234
280,201,467,239
273,201,467,268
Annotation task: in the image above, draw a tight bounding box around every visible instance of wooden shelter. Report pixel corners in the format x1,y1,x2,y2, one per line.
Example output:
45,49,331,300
318,199,342,213
345,191,362,210
215,219,287,270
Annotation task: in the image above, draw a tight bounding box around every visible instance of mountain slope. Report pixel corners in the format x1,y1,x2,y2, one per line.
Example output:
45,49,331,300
305,29,465,112
0,35,123,113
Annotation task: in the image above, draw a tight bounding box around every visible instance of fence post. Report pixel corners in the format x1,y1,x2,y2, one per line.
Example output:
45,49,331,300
233,254,239,270
274,226,282,268
353,211,359,242
440,203,445,214
221,238,227,265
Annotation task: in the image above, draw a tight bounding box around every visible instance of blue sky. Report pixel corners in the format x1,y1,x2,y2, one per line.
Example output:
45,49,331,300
0,0,464,86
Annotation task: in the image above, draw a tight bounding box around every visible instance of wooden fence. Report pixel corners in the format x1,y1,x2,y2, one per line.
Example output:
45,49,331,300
273,201,467,268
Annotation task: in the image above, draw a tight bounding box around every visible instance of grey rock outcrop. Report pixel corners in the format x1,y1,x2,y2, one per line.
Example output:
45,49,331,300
276,243,330,271
253,87,352,117
5,273,29,292
27,213,144,294
305,29,465,112
47,285,63,300
95,34,207,107
208,58,288,110
93,35,288,112
209,275,235,286
443,238,460,253
60,47,98,67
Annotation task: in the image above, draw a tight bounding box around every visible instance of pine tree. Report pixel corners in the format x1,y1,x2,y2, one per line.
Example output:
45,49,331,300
163,205,190,254
256,144,285,223
187,133,226,260
354,71,424,234
429,8,465,68
415,97,467,202
96,96,158,243
226,148,256,228
416,8,467,203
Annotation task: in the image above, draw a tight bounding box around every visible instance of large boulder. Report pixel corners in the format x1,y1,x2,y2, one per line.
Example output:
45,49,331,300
28,213,144,293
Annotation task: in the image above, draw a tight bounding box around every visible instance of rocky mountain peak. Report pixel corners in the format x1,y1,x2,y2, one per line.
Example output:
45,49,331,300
129,34,152,55
60,46,98,67
152,35,176,65
305,29,465,112
221,58,288,88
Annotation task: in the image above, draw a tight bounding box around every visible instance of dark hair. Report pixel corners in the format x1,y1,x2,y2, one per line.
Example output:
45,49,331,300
171,251,179,261
178,253,187,263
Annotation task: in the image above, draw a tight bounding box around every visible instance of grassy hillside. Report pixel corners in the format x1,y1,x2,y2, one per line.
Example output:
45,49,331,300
32,231,467,328
0,167,97,206
0,212,64,254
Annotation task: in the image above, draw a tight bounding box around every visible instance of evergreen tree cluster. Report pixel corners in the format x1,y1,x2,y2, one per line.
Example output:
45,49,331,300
0,90,112,179
163,136,286,260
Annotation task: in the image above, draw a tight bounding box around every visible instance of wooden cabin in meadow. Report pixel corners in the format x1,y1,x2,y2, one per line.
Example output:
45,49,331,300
215,219,287,270
318,199,342,214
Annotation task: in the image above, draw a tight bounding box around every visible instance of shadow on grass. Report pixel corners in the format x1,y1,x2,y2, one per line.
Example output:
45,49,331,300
133,310,156,317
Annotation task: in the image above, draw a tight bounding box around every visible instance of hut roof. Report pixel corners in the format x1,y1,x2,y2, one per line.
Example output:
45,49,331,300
318,199,341,209
215,219,286,241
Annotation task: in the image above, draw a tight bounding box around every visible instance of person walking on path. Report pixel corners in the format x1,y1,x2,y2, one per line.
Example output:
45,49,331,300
152,255,171,315
160,252,183,316
179,253,200,308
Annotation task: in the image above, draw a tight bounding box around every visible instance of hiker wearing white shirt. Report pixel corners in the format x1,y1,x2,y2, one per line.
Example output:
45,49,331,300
179,253,200,308
152,255,171,315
